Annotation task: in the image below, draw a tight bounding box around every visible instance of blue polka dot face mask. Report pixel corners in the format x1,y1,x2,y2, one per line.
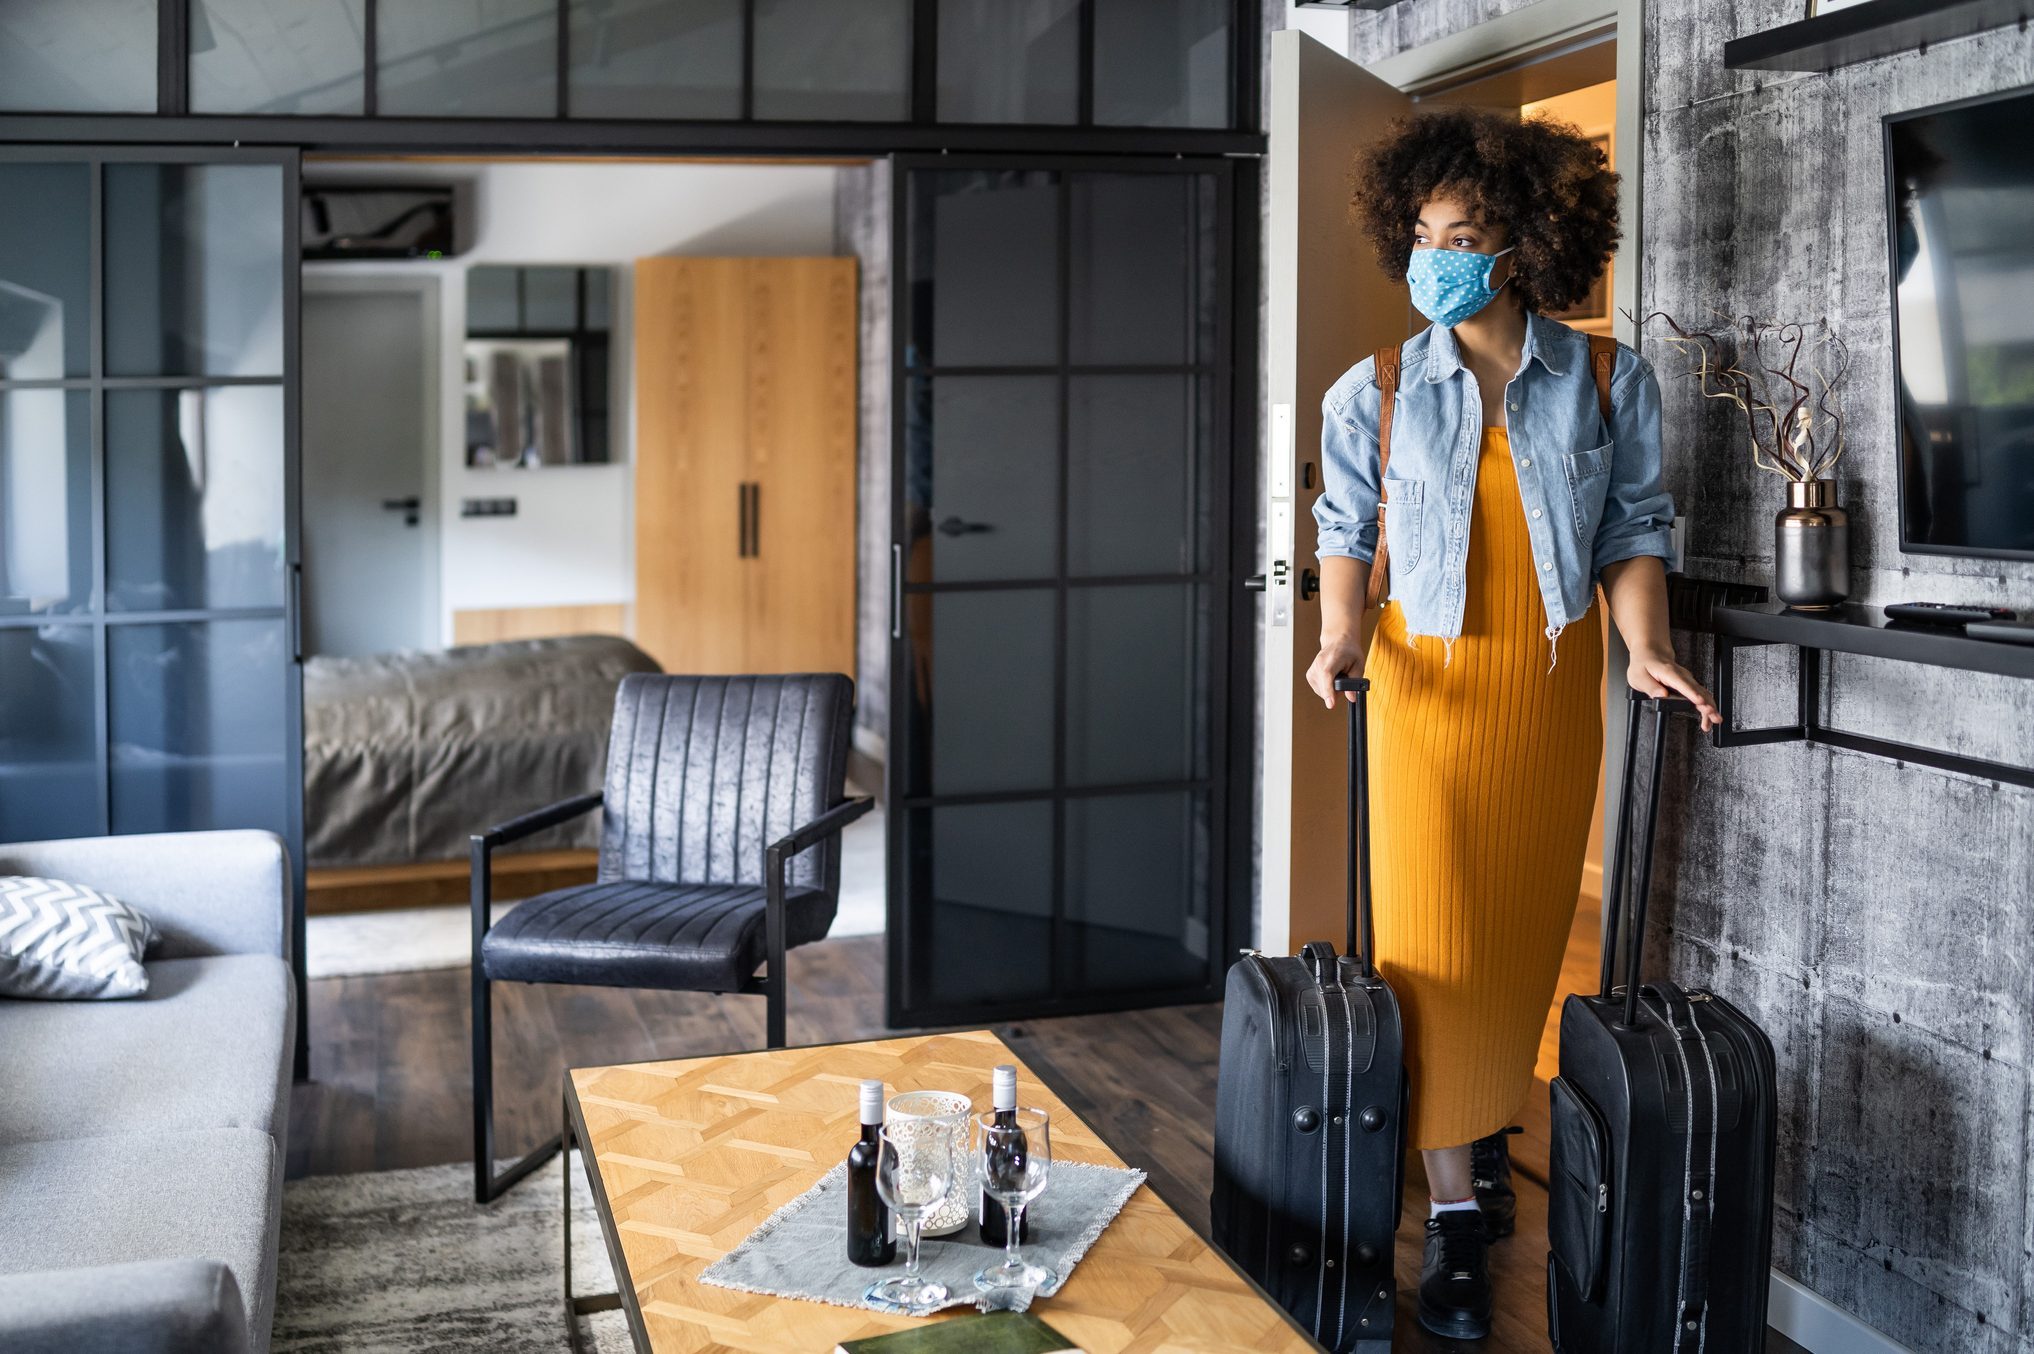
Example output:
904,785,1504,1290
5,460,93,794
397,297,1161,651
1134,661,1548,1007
1405,245,1515,329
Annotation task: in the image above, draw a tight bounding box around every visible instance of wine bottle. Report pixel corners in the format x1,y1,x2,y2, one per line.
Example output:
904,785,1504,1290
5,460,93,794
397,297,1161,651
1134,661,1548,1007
846,1079,896,1267
978,1064,1031,1246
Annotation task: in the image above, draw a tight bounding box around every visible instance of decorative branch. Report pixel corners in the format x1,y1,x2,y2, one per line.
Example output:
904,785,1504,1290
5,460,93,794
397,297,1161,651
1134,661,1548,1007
1636,310,1850,484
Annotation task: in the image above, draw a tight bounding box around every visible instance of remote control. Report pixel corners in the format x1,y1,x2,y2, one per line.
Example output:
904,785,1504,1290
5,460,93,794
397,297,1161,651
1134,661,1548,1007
1965,619,2034,646
1883,602,2018,626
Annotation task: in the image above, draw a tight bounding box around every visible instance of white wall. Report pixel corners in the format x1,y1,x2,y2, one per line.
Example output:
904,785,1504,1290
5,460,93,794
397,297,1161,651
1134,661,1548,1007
303,158,841,644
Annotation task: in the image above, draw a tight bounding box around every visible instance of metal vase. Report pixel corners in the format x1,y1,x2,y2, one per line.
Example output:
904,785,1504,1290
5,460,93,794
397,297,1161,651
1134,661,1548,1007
1774,479,1849,610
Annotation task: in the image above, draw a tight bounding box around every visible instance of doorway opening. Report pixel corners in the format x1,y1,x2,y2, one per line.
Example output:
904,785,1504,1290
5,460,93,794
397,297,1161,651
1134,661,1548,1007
295,155,883,981
1261,5,1642,1319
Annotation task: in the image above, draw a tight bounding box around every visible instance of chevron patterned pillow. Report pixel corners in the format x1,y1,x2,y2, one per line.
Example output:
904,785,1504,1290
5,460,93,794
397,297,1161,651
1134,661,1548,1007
0,876,159,999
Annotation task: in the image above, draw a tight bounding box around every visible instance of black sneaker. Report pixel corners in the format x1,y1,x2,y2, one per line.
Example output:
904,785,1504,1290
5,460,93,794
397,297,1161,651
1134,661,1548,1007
1471,1125,1522,1240
1417,1210,1494,1341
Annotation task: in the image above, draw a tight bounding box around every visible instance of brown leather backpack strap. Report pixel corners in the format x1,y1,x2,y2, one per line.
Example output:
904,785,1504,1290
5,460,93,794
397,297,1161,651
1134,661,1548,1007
1364,346,1400,611
1589,333,1616,430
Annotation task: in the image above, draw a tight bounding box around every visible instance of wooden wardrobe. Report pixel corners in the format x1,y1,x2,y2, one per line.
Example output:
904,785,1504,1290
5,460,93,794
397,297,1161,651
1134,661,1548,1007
632,256,858,677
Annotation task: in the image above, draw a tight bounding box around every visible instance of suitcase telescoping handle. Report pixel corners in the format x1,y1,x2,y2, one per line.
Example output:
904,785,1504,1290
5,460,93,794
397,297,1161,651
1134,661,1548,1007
1332,676,1376,978
1600,687,1698,1028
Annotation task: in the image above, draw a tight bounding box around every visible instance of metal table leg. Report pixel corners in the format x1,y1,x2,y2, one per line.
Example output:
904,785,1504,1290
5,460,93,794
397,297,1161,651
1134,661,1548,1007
564,1087,623,1352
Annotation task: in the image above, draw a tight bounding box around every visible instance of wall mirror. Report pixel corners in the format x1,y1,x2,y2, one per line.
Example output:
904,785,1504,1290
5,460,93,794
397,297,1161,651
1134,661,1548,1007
462,263,612,467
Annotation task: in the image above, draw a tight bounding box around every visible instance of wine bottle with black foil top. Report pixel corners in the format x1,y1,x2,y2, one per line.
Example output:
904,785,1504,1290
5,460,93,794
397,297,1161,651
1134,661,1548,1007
846,1079,896,1266
978,1064,1031,1246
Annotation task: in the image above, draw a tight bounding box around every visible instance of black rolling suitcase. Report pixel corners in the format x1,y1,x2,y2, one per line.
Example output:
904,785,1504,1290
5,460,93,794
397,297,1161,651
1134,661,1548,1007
1549,690,1779,1353
1213,676,1406,1353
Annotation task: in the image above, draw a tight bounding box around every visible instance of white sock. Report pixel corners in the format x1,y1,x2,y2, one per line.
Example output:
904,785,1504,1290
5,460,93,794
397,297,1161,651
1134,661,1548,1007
1430,1197,1479,1219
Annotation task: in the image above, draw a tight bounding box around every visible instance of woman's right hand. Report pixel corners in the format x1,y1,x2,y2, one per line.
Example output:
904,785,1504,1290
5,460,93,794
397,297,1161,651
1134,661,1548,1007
1306,633,1366,710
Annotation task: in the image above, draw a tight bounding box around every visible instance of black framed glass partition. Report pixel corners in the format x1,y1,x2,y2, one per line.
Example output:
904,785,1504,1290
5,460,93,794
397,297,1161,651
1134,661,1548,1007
0,0,1250,141
0,144,304,1061
887,156,1236,1026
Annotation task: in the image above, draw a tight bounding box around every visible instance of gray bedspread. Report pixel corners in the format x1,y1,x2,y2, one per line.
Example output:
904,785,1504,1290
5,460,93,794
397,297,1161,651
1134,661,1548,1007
303,635,659,868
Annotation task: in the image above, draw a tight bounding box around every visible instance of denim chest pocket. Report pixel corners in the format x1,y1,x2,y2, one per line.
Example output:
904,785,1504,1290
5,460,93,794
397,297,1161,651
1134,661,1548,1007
1382,476,1424,572
1561,443,1611,540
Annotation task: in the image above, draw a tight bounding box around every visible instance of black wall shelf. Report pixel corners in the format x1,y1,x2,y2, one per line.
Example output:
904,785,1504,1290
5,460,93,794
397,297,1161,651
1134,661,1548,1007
1723,0,2034,74
1706,602,2034,789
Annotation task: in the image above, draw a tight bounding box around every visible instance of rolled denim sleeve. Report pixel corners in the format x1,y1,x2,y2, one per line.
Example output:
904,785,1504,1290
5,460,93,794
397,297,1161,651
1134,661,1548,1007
1315,372,1382,564
1592,351,1676,574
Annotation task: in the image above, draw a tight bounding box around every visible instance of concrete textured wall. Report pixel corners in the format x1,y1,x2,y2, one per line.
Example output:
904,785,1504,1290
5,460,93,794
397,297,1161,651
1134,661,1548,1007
1339,2,2034,1348
1640,7,2034,1350
835,160,893,749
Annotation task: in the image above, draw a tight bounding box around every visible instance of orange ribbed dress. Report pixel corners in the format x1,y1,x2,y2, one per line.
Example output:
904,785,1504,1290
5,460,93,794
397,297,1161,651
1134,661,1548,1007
1368,427,1604,1151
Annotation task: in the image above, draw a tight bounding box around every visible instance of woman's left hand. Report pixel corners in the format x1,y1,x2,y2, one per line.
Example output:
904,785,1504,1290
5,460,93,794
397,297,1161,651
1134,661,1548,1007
1627,651,1721,732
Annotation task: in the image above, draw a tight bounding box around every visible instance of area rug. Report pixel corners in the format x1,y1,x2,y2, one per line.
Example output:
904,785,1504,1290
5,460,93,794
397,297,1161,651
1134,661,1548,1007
273,1154,631,1353
306,808,887,980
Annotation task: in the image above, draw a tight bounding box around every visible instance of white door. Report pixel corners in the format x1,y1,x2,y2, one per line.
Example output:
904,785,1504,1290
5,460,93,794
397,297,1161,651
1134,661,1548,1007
1259,32,1414,956
302,287,434,657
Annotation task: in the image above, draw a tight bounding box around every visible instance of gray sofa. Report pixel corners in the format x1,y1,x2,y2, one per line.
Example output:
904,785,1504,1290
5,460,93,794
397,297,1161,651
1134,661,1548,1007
0,831,296,1354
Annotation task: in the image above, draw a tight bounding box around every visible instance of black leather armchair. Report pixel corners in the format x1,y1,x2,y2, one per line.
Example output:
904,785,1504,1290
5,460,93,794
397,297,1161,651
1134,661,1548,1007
469,672,872,1202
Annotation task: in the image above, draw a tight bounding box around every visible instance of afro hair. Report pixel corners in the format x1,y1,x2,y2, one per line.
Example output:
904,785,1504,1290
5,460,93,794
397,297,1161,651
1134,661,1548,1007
1353,106,1621,316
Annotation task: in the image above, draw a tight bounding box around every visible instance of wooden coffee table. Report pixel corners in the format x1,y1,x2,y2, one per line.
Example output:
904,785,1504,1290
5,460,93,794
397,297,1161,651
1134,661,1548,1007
563,1029,1319,1352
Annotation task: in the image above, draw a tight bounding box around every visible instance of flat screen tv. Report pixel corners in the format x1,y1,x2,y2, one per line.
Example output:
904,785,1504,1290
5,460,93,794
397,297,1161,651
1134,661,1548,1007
1887,85,2034,560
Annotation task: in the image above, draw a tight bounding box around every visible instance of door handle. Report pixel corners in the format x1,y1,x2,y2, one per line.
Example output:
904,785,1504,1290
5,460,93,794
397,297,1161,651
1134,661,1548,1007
1243,574,1267,592
936,516,993,538
891,543,903,640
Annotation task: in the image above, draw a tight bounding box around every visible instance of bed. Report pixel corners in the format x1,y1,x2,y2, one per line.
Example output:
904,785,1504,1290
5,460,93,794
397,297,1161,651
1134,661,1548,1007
303,634,659,871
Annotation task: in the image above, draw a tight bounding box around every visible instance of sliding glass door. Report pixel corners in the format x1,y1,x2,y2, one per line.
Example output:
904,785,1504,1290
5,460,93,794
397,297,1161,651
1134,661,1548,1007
0,145,303,1054
887,155,1239,1026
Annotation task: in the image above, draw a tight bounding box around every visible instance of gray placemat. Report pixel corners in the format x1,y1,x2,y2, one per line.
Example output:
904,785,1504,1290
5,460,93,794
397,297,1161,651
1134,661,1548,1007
699,1160,1146,1313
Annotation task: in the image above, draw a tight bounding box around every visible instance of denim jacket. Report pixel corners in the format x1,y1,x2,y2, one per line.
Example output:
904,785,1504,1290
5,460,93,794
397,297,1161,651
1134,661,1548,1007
1314,312,1674,655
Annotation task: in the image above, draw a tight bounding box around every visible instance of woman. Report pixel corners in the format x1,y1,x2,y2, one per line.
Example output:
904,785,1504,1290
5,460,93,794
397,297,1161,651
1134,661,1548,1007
1309,108,1720,1340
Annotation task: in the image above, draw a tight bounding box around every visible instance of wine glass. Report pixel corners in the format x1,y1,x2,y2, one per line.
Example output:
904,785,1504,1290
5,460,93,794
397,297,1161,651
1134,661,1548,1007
973,1107,1054,1292
865,1118,960,1313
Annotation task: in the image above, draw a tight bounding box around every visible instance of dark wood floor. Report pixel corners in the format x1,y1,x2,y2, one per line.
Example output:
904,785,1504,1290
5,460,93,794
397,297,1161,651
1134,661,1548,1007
289,935,1560,1352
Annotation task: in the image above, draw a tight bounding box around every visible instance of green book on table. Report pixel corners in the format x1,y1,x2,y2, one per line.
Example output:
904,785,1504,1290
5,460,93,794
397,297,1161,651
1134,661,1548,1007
832,1311,1081,1354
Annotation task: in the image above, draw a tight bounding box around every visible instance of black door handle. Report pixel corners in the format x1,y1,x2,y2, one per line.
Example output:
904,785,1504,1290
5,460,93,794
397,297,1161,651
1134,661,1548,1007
1300,568,1320,601
936,516,994,538
738,482,762,557
1243,574,1267,592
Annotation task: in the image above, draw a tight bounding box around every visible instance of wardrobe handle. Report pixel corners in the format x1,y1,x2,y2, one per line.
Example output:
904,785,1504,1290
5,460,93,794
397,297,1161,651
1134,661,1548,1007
737,483,761,558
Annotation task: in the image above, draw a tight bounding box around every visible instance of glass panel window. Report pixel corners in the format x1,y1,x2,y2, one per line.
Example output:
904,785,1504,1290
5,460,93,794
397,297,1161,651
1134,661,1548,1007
522,267,580,331
568,0,741,120
1094,0,1230,129
908,800,1053,1009
907,588,1056,797
908,376,1059,583
1,391,93,616
0,624,100,841
466,265,521,334
1067,375,1211,577
1065,791,1209,993
0,163,92,380
106,163,286,379
377,0,558,118
937,0,1077,126
911,170,1059,368
1070,171,1215,365
106,386,286,613
0,0,156,113
108,619,289,837
1066,583,1210,786
753,0,910,123
190,0,367,115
